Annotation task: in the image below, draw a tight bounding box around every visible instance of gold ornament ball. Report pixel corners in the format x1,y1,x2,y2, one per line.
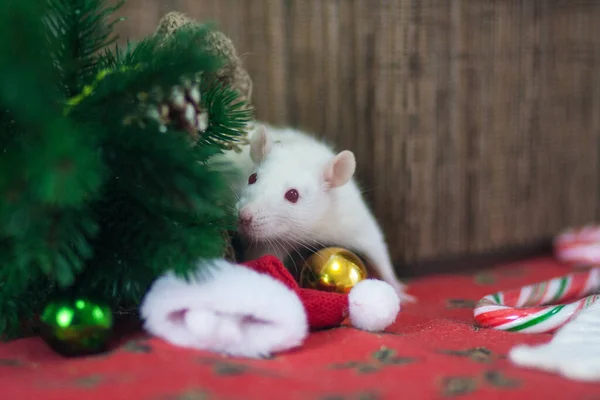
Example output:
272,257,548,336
300,247,368,294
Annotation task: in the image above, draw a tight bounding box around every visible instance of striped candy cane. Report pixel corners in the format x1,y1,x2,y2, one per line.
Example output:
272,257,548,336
474,268,600,333
554,225,600,266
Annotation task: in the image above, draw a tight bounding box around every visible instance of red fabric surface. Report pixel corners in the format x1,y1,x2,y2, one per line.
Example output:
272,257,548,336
2,256,600,399
243,255,350,329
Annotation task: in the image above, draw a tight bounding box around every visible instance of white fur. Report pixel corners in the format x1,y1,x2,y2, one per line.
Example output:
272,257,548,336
230,122,411,301
508,302,600,382
348,279,400,331
139,259,308,358
209,122,258,195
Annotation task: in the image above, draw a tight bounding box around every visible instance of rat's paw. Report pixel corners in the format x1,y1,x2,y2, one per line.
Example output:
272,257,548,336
398,291,417,303
385,278,416,303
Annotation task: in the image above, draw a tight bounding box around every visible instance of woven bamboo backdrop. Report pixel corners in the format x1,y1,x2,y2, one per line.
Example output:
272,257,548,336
113,0,600,267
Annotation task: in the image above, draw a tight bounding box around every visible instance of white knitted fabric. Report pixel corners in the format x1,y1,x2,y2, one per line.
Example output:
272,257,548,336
509,302,600,382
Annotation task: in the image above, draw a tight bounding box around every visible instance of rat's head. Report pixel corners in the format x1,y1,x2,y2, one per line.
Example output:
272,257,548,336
235,125,356,243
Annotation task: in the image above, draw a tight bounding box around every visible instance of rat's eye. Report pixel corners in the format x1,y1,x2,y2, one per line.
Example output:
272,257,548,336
285,189,299,203
248,173,257,185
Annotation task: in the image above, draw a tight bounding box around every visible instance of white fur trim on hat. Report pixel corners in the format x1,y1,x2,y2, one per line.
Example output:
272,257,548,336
348,279,400,331
140,259,309,358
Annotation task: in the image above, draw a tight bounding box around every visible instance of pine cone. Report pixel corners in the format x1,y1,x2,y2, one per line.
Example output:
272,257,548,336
163,79,209,143
154,12,253,109
128,75,209,145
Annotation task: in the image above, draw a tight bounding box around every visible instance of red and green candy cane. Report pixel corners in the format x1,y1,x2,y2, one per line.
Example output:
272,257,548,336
474,267,600,333
554,225,600,266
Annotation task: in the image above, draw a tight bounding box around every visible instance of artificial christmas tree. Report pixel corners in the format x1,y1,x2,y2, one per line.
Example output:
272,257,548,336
0,0,252,340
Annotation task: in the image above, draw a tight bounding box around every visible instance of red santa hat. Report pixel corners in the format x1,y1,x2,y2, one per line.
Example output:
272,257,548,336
246,255,401,331
140,255,401,358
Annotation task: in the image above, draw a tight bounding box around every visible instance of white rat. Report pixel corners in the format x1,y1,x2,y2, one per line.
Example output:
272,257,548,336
230,123,411,301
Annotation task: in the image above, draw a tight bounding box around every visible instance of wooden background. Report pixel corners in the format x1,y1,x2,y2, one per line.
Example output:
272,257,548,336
113,0,600,269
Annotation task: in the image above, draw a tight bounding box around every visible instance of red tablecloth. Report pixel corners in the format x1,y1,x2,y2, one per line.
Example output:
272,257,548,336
1,256,599,399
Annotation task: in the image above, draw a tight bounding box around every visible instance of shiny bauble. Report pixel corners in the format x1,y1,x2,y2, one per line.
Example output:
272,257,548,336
300,247,368,294
39,297,113,357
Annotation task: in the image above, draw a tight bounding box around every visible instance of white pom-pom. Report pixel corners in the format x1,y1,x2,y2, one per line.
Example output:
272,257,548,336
348,279,400,331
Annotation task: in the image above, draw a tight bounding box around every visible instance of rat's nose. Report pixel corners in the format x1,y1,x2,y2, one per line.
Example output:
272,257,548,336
238,208,253,225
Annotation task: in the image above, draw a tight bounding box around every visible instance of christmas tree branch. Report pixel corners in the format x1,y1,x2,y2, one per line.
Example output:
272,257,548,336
0,1,61,122
45,0,125,97
0,1,103,300
197,82,252,156
0,0,252,338
82,25,221,111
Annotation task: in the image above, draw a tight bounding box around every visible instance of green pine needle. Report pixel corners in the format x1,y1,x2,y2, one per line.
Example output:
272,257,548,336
45,0,126,97
197,82,253,156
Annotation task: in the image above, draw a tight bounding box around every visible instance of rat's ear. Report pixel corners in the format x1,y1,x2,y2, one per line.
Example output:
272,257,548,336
250,125,273,164
323,150,356,188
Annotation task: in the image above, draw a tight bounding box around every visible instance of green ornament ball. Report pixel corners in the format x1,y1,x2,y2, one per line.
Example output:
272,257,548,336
39,297,113,357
